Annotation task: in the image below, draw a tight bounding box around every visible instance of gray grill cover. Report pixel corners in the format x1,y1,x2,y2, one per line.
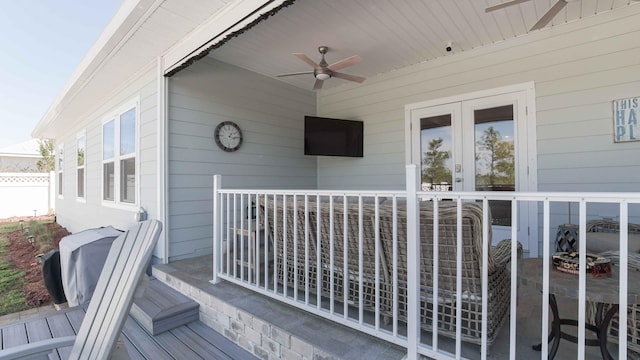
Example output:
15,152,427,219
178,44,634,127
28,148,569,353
60,226,123,306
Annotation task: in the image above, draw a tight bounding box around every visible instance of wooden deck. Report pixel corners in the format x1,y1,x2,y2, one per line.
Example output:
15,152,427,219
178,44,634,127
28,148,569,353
0,305,257,360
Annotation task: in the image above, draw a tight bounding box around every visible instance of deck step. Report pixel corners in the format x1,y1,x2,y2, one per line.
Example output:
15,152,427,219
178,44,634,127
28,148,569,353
130,278,199,335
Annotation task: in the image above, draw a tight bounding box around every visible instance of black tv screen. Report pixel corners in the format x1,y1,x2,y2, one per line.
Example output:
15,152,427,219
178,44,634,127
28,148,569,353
304,116,363,157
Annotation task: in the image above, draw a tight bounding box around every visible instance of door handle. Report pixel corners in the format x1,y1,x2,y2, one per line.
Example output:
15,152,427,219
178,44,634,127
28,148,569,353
455,178,462,183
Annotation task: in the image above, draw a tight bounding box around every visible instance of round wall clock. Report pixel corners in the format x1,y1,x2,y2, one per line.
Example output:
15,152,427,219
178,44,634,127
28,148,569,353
214,121,243,152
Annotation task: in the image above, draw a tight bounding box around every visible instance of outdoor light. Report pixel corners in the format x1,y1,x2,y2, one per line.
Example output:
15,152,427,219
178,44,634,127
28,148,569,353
314,70,330,80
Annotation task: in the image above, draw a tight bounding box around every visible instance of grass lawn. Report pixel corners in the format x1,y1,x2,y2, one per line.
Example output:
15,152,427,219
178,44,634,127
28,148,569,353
0,225,28,316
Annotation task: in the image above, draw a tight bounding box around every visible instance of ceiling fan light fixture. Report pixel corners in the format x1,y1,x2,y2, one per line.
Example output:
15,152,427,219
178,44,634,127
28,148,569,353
315,72,330,80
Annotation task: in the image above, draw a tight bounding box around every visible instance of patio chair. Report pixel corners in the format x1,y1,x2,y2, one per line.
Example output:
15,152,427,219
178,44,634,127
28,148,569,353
378,201,514,346
585,219,640,355
0,220,162,360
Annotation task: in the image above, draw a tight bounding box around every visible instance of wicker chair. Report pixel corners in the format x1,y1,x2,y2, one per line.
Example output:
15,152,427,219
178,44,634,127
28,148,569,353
378,201,514,346
585,219,640,355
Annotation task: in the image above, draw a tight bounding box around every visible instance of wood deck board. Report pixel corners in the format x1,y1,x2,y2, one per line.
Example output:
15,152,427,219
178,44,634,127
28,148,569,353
25,318,53,343
47,311,77,360
122,317,175,360
0,306,255,359
1,323,28,349
170,325,233,360
186,321,252,360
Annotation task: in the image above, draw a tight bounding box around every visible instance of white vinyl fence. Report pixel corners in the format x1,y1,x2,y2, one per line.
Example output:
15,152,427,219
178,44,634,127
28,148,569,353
0,172,55,219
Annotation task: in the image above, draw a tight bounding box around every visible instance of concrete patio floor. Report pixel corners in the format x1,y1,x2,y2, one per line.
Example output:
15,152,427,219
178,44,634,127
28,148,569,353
156,255,637,360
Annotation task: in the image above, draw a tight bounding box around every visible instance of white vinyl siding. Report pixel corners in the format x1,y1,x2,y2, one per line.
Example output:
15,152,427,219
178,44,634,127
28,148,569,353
53,67,158,242
316,8,640,193
76,131,86,200
167,57,317,261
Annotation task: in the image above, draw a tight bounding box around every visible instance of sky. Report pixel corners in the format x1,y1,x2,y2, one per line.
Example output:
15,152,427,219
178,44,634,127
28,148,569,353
0,1,122,149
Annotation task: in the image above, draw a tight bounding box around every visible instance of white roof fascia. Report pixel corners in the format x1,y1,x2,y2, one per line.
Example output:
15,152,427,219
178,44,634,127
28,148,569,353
163,0,291,75
32,0,162,139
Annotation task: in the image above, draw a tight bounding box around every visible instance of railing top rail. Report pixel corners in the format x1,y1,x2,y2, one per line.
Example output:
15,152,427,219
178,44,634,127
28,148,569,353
417,191,640,203
217,189,407,197
217,188,640,203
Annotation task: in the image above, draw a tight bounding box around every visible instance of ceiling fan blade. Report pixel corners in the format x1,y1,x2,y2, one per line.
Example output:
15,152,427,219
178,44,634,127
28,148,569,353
485,0,532,12
530,0,567,30
294,53,319,69
313,79,324,90
276,71,314,77
328,55,363,71
332,72,366,83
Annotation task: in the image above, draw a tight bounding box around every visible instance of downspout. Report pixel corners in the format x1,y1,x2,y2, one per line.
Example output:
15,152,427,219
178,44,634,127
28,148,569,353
157,56,169,264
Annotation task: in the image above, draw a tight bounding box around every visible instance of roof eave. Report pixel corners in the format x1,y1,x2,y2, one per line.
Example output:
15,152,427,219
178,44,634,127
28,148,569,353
32,0,160,139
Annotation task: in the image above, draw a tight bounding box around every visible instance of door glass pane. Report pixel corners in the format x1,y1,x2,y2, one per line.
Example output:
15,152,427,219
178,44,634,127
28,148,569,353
474,105,515,225
420,114,452,192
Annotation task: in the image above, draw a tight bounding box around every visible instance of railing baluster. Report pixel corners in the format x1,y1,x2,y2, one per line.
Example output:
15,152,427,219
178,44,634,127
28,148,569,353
358,195,364,324
343,195,348,319
619,202,629,360
374,195,380,330
226,193,230,276
329,195,335,314
255,193,261,287
481,198,489,360
283,194,288,298
455,197,462,358
316,195,321,309
240,194,245,282
273,195,278,295
293,194,299,301
509,197,518,360
392,196,398,337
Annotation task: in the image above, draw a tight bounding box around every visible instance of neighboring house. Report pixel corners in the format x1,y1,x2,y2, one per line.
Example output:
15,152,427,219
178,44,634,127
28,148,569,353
31,0,640,265
0,139,42,172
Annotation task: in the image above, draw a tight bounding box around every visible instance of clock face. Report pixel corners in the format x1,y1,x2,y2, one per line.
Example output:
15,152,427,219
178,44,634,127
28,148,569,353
214,121,243,152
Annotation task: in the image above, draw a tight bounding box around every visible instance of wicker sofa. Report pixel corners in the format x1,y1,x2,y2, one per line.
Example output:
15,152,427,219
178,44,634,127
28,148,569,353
378,201,513,346
259,197,514,345
259,196,393,320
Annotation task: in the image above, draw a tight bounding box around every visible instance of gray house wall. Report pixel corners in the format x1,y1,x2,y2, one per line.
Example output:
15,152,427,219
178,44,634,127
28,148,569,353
167,58,317,261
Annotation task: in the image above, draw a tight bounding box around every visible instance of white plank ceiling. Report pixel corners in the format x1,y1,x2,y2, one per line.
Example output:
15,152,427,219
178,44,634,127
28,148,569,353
209,0,639,90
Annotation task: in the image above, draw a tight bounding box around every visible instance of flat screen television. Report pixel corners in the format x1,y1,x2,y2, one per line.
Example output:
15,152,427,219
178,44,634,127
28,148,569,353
304,116,363,157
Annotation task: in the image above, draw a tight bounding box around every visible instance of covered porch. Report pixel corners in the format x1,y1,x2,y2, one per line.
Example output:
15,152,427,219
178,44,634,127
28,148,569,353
206,166,640,359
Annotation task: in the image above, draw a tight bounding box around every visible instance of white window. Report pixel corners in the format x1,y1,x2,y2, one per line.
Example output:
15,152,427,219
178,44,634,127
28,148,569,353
57,144,64,197
103,101,138,205
77,132,86,200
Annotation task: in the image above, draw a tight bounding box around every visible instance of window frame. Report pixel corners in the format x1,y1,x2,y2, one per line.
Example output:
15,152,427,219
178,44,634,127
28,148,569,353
101,97,140,208
57,143,64,198
76,131,86,201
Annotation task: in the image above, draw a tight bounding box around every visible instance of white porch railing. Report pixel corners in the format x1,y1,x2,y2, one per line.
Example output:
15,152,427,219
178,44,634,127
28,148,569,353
212,166,640,360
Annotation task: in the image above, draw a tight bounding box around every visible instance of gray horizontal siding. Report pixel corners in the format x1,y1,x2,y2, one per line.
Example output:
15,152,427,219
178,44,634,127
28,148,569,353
317,8,640,192
167,57,316,260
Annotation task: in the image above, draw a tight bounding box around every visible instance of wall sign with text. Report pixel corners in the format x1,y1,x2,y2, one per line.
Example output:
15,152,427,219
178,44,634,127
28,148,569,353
613,96,639,143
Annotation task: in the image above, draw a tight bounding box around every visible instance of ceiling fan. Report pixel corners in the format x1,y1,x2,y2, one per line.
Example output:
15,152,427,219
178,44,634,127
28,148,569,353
276,46,365,90
486,0,639,31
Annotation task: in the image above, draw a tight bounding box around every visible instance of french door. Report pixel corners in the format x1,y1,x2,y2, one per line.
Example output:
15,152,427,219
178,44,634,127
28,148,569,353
407,83,537,254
